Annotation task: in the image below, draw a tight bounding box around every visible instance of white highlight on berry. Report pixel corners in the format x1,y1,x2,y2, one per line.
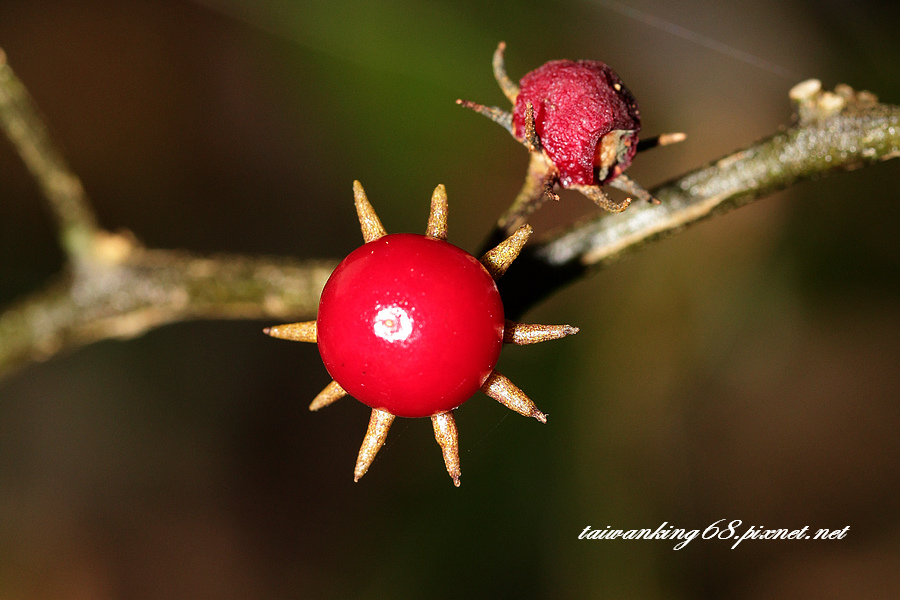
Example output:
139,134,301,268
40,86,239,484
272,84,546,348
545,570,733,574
373,306,414,342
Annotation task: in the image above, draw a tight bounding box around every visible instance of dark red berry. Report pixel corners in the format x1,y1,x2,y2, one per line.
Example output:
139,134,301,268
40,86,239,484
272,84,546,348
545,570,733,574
513,60,641,187
316,233,505,418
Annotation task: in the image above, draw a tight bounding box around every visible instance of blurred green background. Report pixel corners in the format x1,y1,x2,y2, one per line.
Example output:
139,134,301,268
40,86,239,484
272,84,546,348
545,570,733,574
1,0,899,598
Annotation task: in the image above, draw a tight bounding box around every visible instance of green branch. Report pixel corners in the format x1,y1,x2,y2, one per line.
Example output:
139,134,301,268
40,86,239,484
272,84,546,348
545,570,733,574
1,43,898,378
498,80,900,316
0,49,100,260
0,248,336,377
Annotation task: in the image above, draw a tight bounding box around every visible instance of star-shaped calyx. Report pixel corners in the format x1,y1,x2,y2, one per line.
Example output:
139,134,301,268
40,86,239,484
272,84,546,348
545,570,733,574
458,42,685,233
265,182,578,486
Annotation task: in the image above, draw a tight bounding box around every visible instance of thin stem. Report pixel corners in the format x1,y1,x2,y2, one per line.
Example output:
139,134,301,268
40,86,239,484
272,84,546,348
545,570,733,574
0,49,101,261
496,152,558,234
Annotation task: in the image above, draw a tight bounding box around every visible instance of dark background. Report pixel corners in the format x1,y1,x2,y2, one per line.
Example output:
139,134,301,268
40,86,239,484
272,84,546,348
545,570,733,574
1,1,898,598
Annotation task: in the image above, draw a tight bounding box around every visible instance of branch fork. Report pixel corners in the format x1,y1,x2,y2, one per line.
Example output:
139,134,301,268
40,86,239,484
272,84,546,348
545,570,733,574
1,45,898,379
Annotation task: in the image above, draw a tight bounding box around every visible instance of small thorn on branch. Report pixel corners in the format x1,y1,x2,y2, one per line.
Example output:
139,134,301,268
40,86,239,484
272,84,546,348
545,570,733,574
354,408,395,482
570,184,632,213
432,411,461,487
455,99,514,135
608,173,660,205
264,320,317,342
353,180,387,243
425,184,449,240
493,41,519,104
481,372,547,423
636,132,687,153
480,225,532,280
309,380,347,411
504,321,579,345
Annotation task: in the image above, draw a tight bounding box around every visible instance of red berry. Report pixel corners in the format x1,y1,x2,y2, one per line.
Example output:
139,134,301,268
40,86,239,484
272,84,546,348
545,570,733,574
265,182,580,484
316,233,505,418
513,59,641,187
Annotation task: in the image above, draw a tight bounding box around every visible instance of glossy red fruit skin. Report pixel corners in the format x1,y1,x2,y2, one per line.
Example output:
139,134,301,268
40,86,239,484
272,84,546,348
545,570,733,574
316,233,505,418
513,59,641,187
